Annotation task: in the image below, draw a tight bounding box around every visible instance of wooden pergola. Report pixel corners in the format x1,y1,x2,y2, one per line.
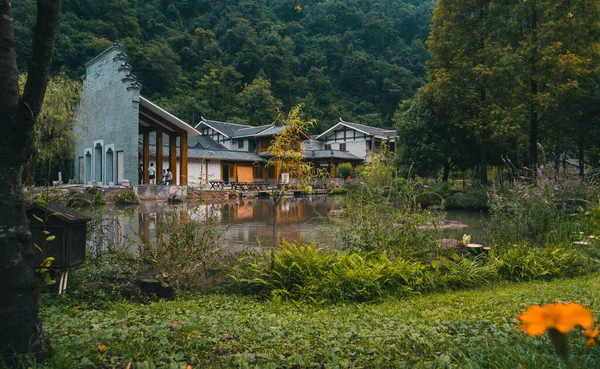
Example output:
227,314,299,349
138,97,199,186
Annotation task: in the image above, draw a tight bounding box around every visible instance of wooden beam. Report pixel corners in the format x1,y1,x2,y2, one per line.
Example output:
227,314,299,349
169,134,177,185
143,131,150,184
156,131,163,183
180,132,188,186
139,106,185,135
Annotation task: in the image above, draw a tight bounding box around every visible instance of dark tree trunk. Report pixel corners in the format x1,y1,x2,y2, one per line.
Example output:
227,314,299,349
0,0,61,362
442,161,450,182
579,133,585,179
480,149,488,185
528,3,538,180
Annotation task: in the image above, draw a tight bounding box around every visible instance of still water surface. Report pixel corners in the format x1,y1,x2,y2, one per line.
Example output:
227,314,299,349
96,196,487,252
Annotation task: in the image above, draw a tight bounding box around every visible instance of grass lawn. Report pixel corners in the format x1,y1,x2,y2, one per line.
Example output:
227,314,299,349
33,275,600,368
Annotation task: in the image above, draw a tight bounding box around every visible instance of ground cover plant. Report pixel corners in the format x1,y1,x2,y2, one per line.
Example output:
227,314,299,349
19,274,600,368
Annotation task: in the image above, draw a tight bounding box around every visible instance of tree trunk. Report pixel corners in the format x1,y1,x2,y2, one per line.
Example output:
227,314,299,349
442,161,450,182
579,133,585,179
528,2,539,180
0,0,61,361
480,148,488,185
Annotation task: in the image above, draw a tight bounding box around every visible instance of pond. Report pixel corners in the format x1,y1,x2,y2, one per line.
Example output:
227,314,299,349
94,196,488,253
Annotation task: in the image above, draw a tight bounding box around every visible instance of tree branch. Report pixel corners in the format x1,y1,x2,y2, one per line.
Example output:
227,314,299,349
0,0,20,110
21,0,62,122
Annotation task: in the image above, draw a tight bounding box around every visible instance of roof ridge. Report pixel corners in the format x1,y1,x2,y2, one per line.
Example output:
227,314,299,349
201,118,252,127
340,120,393,131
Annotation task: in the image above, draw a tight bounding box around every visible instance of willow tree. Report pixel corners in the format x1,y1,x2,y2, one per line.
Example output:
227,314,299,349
19,73,80,185
0,0,61,361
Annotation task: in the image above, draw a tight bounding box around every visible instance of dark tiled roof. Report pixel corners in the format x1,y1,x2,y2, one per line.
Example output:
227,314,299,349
197,119,251,137
231,125,272,138
304,150,363,161
254,125,286,137
340,121,397,138
189,135,227,150
188,148,265,162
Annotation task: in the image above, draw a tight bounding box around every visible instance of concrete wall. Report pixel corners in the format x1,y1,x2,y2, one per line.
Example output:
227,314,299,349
74,44,141,185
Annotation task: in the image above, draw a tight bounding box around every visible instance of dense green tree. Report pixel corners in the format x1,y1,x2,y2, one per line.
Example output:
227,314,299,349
13,0,435,129
235,76,283,125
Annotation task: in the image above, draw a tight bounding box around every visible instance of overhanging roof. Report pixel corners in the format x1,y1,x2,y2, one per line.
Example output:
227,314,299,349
315,120,396,141
139,97,200,136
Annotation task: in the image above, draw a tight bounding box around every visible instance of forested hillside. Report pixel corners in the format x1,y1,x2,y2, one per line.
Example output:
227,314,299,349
13,0,434,131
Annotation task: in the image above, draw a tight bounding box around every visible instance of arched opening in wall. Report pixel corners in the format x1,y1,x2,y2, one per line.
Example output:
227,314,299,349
94,143,103,183
85,152,91,184
106,148,114,185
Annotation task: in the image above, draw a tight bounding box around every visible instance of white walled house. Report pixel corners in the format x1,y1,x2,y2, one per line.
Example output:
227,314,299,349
314,119,397,162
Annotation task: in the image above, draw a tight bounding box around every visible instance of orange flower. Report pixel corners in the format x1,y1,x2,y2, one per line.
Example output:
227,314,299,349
294,5,302,12
97,344,108,352
583,325,600,348
518,302,594,336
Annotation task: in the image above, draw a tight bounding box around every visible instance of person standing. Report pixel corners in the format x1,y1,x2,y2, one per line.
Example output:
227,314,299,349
160,169,168,185
166,168,173,185
148,163,156,185
138,164,143,185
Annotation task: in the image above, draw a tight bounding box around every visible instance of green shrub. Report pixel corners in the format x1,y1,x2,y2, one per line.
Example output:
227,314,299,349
113,188,140,205
230,241,595,303
444,185,488,210
65,187,106,208
141,209,227,290
337,162,353,179
491,245,594,281
331,187,348,195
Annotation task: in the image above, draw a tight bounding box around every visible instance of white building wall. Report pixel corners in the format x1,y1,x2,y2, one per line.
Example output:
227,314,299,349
345,141,368,160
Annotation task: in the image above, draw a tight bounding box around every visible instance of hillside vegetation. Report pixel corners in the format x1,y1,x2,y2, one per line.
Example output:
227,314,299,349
13,0,434,131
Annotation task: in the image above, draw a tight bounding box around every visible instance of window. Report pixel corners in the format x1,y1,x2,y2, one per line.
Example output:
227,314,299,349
339,143,347,151
238,140,244,149
325,144,331,150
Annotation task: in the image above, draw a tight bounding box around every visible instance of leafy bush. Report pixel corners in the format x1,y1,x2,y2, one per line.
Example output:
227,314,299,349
444,185,489,210
65,187,106,208
113,188,140,205
63,247,138,306
491,245,594,281
140,209,227,290
337,162,353,179
331,187,348,195
331,200,439,258
230,241,595,303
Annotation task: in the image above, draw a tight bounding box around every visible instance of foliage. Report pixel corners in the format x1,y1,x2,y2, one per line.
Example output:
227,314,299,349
444,185,489,210
337,162,353,179
13,0,434,128
65,188,106,209
334,150,439,257
140,210,227,290
113,189,140,206
331,187,348,195
485,171,600,246
64,247,138,308
490,245,594,282
229,240,592,304
400,0,600,182
266,104,326,245
18,73,80,185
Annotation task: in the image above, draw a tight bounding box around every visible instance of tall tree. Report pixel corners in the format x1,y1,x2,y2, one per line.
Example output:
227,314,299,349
0,0,61,361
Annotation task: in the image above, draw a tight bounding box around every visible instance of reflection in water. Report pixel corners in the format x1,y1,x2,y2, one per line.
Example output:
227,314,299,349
98,196,345,252
92,197,488,253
